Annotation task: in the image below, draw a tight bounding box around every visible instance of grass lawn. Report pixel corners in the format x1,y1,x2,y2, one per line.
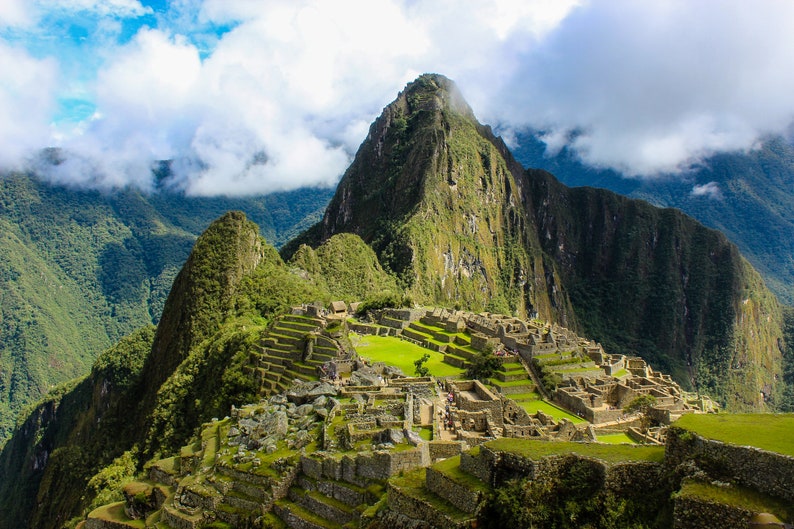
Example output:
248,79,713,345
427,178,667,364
416,426,433,441
485,438,665,463
352,334,464,378
432,456,490,492
596,432,636,444
673,413,794,456
519,399,587,424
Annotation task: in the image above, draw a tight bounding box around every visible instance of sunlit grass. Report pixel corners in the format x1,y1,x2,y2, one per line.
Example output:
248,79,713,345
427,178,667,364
673,413,794,456
519,399,587,424
352,334,464,378
596,432,636,444
486,438,664,463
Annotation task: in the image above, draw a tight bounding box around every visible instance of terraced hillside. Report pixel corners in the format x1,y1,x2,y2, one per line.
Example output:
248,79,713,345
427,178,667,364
247,314,336,394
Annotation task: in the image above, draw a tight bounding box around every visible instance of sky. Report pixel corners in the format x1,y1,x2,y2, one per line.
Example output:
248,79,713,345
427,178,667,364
1,0,793,196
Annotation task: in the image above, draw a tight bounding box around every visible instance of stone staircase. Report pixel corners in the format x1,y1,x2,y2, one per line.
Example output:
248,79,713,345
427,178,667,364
274,467,384,529
248,314,334,393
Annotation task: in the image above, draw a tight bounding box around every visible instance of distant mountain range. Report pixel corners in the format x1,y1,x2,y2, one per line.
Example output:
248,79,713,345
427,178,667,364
0,174,332,441
511,132,794,305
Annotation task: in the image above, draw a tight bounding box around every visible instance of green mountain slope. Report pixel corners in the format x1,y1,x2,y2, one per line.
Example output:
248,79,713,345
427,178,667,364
511,133,794,305
284,74,572,321
527,170,784,408
290,74,786,410
0,174,332,443
0,211,377,529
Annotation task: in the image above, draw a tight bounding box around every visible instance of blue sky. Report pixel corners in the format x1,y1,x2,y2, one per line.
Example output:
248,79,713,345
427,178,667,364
1,0,793,195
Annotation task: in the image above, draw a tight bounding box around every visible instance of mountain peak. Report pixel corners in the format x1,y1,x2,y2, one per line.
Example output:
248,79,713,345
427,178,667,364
283,74,564,319
397,73,475,120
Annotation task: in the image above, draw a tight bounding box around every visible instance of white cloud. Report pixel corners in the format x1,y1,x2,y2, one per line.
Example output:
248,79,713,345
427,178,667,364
488,0,794,176
0,42,58,168
691,182,722,200
0,0,32,27
42,0,151,18
5,0,794,193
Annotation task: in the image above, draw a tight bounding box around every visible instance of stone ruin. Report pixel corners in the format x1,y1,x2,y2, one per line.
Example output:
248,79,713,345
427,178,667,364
354,306,716,429
442,379,594,446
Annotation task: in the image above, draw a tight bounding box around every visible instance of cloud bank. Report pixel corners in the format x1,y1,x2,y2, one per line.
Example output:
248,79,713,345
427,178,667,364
1,0,794,194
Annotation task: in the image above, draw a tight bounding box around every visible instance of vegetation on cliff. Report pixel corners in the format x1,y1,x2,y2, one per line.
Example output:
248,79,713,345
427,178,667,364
0,210,401,529
513,133,794,305
0,173,331,443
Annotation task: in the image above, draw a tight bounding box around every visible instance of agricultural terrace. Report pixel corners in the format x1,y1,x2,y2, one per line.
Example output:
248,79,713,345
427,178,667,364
519,398,587,424
596,432,636,444
485,438,665,463
677,480,793,522
673,413,794,456
351,334,465,378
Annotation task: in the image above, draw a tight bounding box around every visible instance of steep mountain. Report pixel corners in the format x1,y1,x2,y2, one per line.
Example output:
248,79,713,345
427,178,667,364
285,74,572,321
0,174,332,442
511,133,794,304
527,170,784,408
0,212,391,529
288,74,786,410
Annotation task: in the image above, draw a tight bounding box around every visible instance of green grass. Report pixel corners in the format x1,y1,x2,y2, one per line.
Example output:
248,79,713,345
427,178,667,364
596,432,636,444
485,438,665,463
431,456,490,492
89,502,145,528
612,368,628,377
416,426,433,441
673,413,794,456
678,480,793,522
352,335,464,377
507,391,541,401
488,377,533,388
518,400,587,424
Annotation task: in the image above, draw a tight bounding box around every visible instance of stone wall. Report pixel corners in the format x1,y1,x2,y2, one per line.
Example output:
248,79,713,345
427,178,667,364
673,495,752,529
460,449,492,484
161,504,202,529
666,427,794,504
470,334,499,352
428,441,462,461
425,467,482,514
302,447,429,484
386,481,472,529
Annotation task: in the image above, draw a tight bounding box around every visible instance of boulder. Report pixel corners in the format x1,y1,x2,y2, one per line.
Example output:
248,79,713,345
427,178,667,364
404,429,423,446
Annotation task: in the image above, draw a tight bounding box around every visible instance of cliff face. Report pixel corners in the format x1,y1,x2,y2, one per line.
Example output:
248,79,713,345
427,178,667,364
293,74,786,409
526,169,785,407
